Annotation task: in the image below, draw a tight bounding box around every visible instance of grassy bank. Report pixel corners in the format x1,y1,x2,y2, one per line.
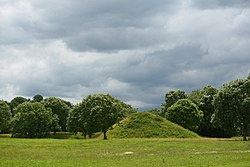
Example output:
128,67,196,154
0,136,249,167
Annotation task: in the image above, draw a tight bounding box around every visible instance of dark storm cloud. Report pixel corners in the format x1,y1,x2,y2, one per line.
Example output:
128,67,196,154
111,45,203,86
191,0,250,9
31,0,182,52
65,27,166,52
0,0,183,52
1,0,250,110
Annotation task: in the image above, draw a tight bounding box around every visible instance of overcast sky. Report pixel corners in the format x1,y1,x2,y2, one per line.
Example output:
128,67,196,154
0,0,250,110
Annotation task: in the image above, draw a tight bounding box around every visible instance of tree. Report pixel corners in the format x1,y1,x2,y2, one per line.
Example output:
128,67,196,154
67,94,136,140
164,90,187,108
189,86,219,137
67,103,93,139
10,96,28,114
0,100,12,133
242,97,250,139
51,114,61,134
67,104,82,135
84,94,119,139
112,97,137,119
214,76,250,140
11,102,52,138
42,97,71,132
32,94,43,102
166,99,203,132
161,90,187,117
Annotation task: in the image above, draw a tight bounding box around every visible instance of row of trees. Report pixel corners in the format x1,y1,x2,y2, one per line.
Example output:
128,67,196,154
149,74,250,140
0,94,136,139
0,74,249,140
0,96,72,137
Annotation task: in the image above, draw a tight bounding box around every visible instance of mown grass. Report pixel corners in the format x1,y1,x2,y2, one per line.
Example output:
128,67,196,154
0,136,249,167
108,112,199,138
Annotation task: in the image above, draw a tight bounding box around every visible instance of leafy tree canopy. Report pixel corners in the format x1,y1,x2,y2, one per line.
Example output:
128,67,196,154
0,100,12,133
166,99,203,132
164,90,187,108
32,94,43,102
189,86,219,137
42,97,71,132
214,75,250,140
11,102,52,138
10,96,28,114
68,94,136,139
161,90,187,117
67,104,83,135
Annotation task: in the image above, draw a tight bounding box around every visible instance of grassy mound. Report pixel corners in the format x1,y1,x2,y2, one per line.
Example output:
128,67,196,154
108,112,199,138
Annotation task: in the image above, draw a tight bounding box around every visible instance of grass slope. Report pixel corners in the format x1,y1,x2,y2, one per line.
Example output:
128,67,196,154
108,112,199,138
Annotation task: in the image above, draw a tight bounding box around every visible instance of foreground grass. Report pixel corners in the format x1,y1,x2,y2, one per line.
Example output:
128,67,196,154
0,137,249,167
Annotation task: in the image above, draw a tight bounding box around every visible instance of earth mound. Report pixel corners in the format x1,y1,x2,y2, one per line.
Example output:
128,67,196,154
108,112,199,138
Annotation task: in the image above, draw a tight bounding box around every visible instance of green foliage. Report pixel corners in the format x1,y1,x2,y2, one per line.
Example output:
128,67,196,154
83,94,130,139
189,86,219,137
161,90,187,117
10,96,28,114
113,98,137,119
67,103,93,138
0,100,12,133
51,114,61,134
42,97,71,132
163,90,187,108
67,104,82,134
108,112,199,138
214,76,250,140
67,94,136,139
166,99,203,132
11,102,52,138
32,94,43,102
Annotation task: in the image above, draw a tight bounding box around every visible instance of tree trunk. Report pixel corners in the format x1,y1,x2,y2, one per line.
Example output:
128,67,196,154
243,127,247,141
103,131,107,140
83,132,87,139
88,134,92,139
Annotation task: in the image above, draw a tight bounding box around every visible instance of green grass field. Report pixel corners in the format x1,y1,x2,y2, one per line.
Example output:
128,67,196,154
0,136,249,167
